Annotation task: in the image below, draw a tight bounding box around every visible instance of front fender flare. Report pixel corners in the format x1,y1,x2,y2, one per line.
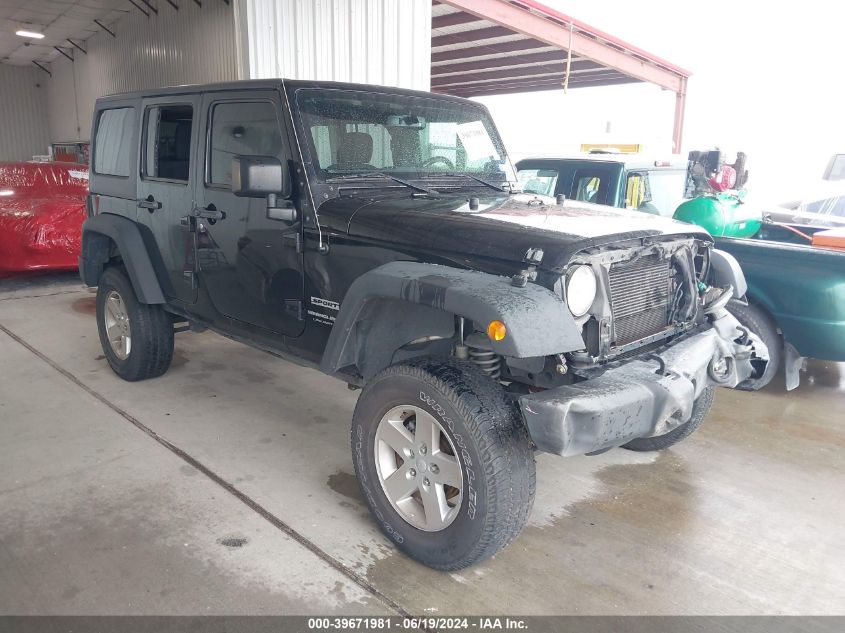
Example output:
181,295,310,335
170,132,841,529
709,249,748,298
320,261,584,378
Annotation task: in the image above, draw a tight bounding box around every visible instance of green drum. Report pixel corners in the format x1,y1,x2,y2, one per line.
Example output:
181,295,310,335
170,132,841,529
674,193,762,238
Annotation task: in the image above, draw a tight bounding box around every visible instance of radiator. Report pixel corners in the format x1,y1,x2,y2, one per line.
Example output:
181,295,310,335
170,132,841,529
608,255,673,345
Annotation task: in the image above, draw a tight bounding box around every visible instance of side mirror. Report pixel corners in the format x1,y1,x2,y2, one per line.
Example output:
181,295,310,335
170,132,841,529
232,155,291,199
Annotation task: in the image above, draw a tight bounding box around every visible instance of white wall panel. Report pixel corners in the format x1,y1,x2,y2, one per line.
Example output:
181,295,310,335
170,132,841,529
45,1,238,142
240,0,432,90
0,64,51,161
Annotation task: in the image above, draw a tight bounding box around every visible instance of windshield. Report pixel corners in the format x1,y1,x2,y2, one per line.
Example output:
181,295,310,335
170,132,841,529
294,88,515,184
517,169,558,196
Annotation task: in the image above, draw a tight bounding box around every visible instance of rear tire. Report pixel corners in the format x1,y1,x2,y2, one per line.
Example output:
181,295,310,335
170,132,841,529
351,357,535,570
727,299,782,390
96,267,174,382
622,387,715,452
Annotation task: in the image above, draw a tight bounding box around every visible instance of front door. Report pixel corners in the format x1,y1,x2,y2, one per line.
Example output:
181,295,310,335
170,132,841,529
193,91,305,337
136,95,200,305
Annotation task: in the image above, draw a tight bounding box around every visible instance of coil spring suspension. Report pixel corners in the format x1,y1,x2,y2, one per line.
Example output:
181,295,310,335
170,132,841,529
468,347,501,380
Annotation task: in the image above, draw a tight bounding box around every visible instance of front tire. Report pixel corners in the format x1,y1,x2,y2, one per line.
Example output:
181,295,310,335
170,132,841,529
727,299,782,390
352,357,535,570
622,386,715,452
96,267,174,382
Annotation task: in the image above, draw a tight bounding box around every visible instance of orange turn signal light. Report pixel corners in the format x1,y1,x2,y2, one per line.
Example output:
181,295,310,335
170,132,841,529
487,320,507,341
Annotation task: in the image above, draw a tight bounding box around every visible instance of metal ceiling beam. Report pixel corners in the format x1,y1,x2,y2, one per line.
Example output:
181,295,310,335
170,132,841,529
32,61,51,76
94,19,116,37
164,0,179,9
432,51,596,76
67,39,87,54
54,46,74,62
437,0,684,92
432,39,546,63
432,11,482,29
441,75,638,98
432,61,603,87
436,68,625,90
431,25,513,48
127,0,150,17
139,0,158,15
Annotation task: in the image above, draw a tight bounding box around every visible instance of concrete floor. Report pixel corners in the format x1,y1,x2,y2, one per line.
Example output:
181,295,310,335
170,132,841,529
1,273,843,615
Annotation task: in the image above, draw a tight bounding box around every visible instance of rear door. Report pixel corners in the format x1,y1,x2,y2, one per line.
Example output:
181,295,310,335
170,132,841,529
136,94,201,305
193,90,305,337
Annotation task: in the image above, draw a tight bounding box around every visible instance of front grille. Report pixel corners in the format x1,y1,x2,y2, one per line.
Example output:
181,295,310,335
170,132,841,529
608,255,673,345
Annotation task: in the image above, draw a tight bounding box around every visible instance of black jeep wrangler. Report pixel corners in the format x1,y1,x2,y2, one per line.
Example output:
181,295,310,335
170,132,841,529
80,79,767,570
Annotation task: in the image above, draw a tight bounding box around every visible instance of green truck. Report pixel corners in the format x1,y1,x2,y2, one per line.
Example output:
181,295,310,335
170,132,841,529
516,153,845,390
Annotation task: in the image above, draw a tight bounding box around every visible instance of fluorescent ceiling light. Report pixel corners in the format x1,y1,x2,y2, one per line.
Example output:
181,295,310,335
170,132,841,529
16,30,45,39
0,190,14,196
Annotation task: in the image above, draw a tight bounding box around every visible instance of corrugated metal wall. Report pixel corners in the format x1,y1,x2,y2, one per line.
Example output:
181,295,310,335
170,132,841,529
239,0,431,90
45,1,238,142
0,64,51,161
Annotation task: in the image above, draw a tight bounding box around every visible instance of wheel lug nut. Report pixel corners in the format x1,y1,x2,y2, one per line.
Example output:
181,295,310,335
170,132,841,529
409,468,416,477
423,477,430,487
430,464,439,474
419,444,427,455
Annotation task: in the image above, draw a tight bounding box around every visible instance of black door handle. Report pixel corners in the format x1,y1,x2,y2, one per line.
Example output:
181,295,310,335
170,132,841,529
137,195,162,211
191,203,226,223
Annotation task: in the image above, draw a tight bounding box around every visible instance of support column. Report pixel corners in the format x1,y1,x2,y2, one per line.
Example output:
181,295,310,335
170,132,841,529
672,77,688,155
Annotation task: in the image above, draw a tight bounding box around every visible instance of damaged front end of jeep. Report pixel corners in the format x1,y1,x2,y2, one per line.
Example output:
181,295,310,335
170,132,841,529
460,235,769,457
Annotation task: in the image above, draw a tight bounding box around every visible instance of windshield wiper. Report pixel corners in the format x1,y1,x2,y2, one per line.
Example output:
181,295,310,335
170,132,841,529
326,172,434,195
466,173,512,193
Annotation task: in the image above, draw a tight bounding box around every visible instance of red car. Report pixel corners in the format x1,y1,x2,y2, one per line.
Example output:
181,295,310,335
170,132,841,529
0,161,89,277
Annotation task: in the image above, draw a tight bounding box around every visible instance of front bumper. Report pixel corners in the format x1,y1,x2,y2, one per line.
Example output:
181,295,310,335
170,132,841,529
519,311,766,456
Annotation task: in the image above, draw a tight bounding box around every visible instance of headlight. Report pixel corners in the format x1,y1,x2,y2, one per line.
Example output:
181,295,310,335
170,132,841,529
565,265,597,317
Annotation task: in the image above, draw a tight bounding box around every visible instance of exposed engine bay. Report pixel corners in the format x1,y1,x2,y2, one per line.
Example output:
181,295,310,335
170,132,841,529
558,236,709,365
449,236,752,396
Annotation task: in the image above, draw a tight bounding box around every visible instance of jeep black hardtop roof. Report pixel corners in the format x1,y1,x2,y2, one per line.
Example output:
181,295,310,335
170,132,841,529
96,78,479,107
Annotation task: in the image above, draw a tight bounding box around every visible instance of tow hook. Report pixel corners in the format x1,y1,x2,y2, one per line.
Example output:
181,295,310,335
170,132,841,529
708,355,735,384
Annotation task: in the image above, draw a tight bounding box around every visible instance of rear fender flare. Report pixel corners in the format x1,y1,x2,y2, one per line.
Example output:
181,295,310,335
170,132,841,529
319,261,584,380
80,213,166,304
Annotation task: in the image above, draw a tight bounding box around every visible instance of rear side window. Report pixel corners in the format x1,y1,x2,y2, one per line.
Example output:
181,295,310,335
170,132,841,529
207,101,283,187
94,108,135,177
143,105,194,182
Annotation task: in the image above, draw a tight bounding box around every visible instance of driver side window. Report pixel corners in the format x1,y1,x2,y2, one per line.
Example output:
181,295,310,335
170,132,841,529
575,175,601,203
207,101,283,187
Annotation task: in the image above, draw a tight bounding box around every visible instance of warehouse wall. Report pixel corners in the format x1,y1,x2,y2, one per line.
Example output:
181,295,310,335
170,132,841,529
45,1,238,142
238,0,432,90
0,64,51,161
